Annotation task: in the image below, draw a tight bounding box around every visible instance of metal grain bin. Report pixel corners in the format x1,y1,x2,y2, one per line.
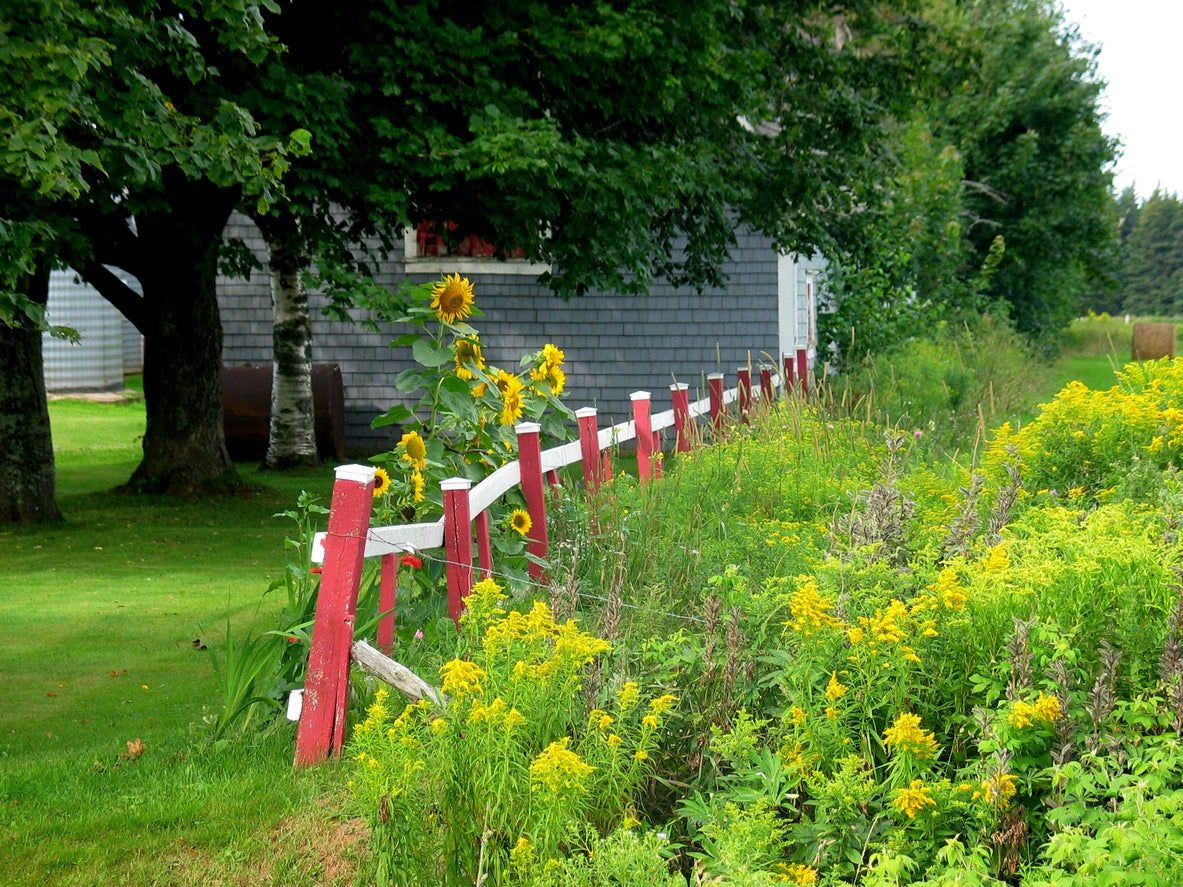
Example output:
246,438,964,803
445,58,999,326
42,270,125,393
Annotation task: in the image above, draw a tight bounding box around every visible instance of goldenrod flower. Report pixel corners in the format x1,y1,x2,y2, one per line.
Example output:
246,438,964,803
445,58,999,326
892,779,936,819
510,508,532,536
777,863,818,886
789,705,807,725
430,273,475,324
529,737,594,793
642,714,659,729
510,836,535,869
976,771,1018,808
606,733,622,748
825,672,847,701
618,681,641,712
430,718,446,735
931,568,967,610
648,694,677,717
785,576,843,635
1009,692,1061,729
439,659,486,697
453,336,485,380
399,430,428,470
883,712,939,759
372,466,391,497
825,706,839,719
633,749,649,762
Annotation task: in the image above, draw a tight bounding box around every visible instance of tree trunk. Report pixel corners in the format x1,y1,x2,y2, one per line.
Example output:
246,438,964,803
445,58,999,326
0,262,62,523
123,182,239,494
258,212,318,469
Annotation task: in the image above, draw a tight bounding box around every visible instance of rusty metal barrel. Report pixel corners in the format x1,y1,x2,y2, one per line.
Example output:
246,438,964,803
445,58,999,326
222,363,348,461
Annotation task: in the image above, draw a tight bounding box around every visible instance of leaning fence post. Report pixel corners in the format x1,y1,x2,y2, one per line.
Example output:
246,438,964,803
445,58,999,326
295,463,374,767
474,510,493,580
377,553,398,656
516,422,550,582
441,477,474,626
707,373,725,430
737,367,752,423
760,366,774,402
796,347,809,395
670,382,692,453
576,407,602,491
631,391,655,484
783,353,795,396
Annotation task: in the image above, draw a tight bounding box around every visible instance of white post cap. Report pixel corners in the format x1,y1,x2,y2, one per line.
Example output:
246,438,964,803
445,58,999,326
334,463,377,484
440,477,472,491
670,382,689,391
629,391,651,401
706,372,724,380
575,406,598,419
514,421,541,434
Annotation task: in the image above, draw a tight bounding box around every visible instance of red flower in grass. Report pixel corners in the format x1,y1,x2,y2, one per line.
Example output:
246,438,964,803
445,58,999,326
400,554,423,570
286,635,299,644
310,566,323,575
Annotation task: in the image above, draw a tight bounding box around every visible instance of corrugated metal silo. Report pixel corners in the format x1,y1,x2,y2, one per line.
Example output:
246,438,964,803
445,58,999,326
42,270,126,393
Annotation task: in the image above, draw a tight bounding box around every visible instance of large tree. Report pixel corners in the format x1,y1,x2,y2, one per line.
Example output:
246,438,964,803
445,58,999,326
927,0,1117,339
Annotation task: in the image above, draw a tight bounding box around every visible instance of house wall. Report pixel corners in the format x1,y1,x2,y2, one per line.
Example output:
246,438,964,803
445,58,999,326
217,214,789,455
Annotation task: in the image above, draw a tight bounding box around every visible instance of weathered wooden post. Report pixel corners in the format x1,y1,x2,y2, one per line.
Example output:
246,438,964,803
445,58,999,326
441,477,474,625
515,422,549,581
576,407,602,491
737,367,752,423
670,382,692,453
631,391,655,485
759,366,773,402
474,510,493,580
707,372,725,429
377,553,398,656
295,464,374,767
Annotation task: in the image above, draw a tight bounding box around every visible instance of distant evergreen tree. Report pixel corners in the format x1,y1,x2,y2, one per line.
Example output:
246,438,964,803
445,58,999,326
1123,190,1183,315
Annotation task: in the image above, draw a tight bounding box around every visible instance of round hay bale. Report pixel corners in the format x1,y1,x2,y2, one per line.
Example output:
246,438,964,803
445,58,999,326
1131,322,1176,360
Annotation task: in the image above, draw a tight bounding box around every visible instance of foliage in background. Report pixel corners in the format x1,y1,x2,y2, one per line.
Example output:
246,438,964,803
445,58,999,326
1113,188,1183,316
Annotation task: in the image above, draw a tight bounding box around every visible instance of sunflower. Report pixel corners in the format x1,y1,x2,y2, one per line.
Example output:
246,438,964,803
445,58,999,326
410,469,425,503
399,430,428,470
430,273,475,324
372,467,391,498
472,382,487,398
510,508,532,536
547,365,566,396
500,385,525,426
542,343,565,368
454,336,485,381
493,368,519,395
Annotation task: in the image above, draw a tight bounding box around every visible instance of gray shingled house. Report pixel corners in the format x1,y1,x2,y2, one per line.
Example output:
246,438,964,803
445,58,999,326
216,213,823,454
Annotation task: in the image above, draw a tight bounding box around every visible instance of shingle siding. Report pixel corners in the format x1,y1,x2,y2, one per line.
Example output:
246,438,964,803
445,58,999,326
217,213,783,454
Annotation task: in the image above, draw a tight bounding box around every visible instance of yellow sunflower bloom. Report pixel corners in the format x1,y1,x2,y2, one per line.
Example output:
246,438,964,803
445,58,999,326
454,336,485,380
399,430,428,470
372,467,391,497
410,469,425,503
430,273,475,324
510,508,532,536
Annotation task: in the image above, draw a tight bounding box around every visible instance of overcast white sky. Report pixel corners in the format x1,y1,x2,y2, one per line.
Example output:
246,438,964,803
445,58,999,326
1059,0,1182,198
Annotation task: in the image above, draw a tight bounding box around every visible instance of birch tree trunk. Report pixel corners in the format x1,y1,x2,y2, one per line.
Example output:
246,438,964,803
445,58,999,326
258,212,318,469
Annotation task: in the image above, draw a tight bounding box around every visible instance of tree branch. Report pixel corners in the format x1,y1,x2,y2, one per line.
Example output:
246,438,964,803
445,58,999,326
80,261,148,334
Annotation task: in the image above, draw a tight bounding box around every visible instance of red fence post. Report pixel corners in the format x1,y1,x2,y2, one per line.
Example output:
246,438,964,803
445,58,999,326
783,353,795,396
631,391,654,485
707,373,725,429
516,422,550,582
760,366,773,402
545,469,560,488
576,407,602,492
474,510,493,580
441,477,474,626
295,464,374,767
377,553,397,656
670,382,692,453
737,367,752,423
602,450,614,481
796,347,809,395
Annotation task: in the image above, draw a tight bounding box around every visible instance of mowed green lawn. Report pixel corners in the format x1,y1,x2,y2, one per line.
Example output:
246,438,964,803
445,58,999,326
0,397,366,886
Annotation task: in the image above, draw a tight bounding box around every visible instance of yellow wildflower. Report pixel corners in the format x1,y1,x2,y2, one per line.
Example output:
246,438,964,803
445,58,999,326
883,712,939,759
618,681,641,712
497,372,526,426
825,706,839,719
633,749,649,762
789,706,807,725
430,273,475,324
977,772,1018,809
777,863,819,886
648,694,677,717
430,717,446,735
439,659,486,697
981,543,1010,575
642,714,659,729
931,567,968,610
529,737,594,793
825,672,847,701
553,620,611,666
785,576,843,635
509,508,532,536
510,836,535,870
606,733,622,748
504,708,526,732
1009,692,1061,729
892,779,937,819
621,815,642,830
410,468,425,502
